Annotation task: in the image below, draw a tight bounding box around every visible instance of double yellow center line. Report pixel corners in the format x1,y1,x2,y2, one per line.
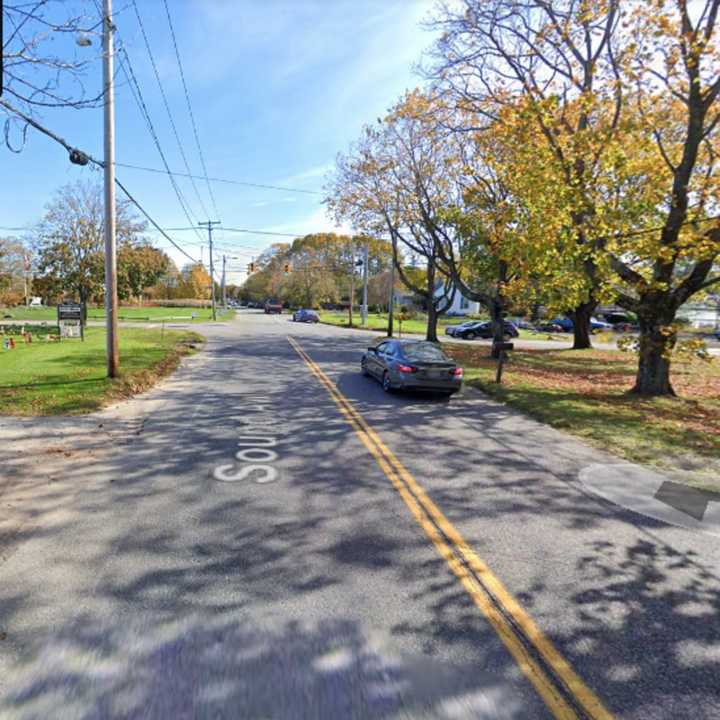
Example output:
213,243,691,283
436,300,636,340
288,335,613,720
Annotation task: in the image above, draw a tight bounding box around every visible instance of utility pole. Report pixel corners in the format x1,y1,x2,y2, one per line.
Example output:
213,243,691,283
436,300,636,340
103,0,119,378
198,221,220,321
221,254,227,308
361,241,369,327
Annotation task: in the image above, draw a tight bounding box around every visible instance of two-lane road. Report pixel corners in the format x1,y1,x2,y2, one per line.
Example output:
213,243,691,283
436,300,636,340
1,310,718,719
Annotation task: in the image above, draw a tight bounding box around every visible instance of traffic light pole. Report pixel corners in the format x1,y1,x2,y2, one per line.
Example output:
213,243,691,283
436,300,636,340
199,221,220,321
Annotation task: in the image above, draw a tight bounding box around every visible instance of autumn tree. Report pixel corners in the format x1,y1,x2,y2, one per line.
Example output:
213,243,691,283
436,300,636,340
328,102,458,342
117,243,172,303
0,237,28,305
427,0,628,349
33,181,146,305
178,263,212,300
601,1,720,395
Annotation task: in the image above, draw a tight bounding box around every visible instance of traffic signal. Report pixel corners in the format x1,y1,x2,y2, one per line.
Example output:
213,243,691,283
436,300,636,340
247,262,255,273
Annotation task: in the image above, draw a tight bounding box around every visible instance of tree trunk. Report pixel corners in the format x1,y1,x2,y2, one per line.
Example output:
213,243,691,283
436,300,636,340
348,273,355,327
568,299,596,350
631,315,676,396
425,262,438,342
490,298,505,359
426,302,439,342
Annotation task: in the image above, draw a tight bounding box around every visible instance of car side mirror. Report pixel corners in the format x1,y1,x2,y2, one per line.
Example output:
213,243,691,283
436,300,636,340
367,347,377,354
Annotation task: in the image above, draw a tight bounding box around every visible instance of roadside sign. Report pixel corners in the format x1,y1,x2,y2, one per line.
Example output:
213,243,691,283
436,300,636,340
57,303,83,321
57,303,85,341
60,321,82,339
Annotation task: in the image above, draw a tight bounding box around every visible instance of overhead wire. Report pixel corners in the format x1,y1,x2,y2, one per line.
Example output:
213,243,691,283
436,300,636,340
113,161,324,195
0,97,202,267
89,0,204,244
129,0,211,221
161,0,222,221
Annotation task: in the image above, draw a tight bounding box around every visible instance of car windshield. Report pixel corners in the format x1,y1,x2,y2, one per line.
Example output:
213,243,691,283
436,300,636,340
402,343,451,362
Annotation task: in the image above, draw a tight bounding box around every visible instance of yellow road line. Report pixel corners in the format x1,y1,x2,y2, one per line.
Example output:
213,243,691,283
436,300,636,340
287,335,614,720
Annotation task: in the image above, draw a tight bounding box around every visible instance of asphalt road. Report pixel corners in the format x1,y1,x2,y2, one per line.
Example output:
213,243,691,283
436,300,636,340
1,310,719,719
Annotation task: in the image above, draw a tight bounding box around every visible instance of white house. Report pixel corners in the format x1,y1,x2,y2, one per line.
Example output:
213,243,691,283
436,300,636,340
434,281,481,316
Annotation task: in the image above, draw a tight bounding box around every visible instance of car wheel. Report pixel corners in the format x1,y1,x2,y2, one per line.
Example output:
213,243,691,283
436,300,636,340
466,332,477,340
382,371,393,393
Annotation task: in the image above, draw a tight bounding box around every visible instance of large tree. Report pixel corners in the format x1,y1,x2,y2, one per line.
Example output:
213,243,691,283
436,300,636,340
427,0,627,349
33,181,147,305
602,1,720,395
117,243,172,303
327,101,459,342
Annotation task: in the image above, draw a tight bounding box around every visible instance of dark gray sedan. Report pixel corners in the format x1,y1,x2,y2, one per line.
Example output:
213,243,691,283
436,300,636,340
361,339,463,395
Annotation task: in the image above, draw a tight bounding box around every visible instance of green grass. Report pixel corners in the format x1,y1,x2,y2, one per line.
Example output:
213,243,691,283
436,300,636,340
319,310,494,335
0,326,203,415
444,343,720,490
0,306,234,323
319,310,551,340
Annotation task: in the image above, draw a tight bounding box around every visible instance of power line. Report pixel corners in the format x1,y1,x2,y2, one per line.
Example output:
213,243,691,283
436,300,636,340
153,226,310,238
129,0,210,221
113,161,324,195
161,0,221,221
116,42,205,244
0,97,202,267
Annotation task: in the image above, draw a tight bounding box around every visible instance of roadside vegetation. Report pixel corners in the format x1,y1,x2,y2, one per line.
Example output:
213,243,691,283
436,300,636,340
319,310,565,342
1,306,234,323
445,344,720,490
0,327,202,415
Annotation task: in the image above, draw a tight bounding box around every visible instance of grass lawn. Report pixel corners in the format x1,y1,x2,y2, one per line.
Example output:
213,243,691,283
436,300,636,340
319,310,550,341
0,306,234,323
444,343,720,490
0,326,203,415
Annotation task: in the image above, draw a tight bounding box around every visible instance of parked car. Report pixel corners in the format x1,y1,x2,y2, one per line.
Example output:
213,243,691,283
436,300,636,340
590,317,613,332
264,299,283,314
544,316,613,333
536,321,565,333
292,308,320,323
507,316,535,330
446,320,518,340
361,339,463,395
548,317,574,332
445,321,483,338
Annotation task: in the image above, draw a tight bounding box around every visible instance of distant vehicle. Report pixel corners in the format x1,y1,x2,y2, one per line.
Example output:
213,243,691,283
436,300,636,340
507,316,535,330
292,308,319,323
361,339,463,395
590,317,613,332
549,317,575,332
544,316,613,333
444,321,481,338
445,320,518,340
537,321,565,333
264,299,282,314
28,297,43,308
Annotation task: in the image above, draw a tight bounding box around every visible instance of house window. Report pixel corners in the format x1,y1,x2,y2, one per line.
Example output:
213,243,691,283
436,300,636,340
459,295,469,310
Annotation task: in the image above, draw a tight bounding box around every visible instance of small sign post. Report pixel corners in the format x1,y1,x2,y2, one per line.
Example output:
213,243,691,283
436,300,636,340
494,341,514,384
57,303,85,341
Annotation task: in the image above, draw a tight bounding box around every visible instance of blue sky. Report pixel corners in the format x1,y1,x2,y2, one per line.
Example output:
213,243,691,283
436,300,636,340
0,0,438,283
